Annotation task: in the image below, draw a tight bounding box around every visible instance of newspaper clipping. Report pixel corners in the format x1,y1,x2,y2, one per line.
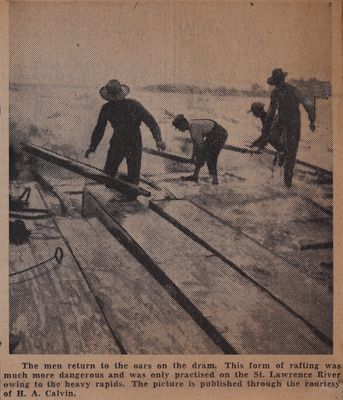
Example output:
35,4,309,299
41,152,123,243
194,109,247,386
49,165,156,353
1,0,342,399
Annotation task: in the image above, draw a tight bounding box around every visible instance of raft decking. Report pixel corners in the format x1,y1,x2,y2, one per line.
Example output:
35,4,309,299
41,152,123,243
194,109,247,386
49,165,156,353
9,183,121,354
149,199,332,341
9,183,221,354
9,147,333,354
55,216,222,354
81,184,331,354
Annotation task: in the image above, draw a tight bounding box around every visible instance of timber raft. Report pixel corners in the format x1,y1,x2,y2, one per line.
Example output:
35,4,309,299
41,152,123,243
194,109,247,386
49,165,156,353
9,143,333,354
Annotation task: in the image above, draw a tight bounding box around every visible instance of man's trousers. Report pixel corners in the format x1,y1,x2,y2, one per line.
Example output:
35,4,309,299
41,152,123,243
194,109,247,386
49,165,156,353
104,136,143,185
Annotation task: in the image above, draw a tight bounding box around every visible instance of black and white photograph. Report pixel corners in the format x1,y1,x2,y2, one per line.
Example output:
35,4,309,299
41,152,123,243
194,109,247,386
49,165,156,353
8,0,334,356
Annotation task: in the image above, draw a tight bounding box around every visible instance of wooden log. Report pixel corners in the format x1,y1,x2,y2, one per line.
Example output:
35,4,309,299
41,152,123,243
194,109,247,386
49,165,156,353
149,199,333,342
23,143,151,197
35,172,79,217
9,182,121,354
223,144,260,154
143,143,333,174
143,147,194,163
300,241,333,251
82,185,331,354
55,216,222,354
143,145,332,177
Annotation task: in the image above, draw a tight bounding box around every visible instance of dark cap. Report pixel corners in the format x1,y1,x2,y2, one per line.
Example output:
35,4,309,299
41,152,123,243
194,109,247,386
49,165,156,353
247,101,265,114
172,114,187,127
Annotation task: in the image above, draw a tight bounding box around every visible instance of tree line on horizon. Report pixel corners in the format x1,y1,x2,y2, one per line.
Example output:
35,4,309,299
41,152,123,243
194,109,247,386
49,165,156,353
9,79,331,100
142,78,331,99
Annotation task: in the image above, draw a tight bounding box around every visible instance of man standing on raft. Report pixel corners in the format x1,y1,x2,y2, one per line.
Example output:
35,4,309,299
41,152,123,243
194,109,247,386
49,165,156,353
255,68,316,188
85,79,166,185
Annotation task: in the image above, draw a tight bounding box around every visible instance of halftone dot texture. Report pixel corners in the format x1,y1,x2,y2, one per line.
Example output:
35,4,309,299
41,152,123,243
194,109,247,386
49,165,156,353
9,1,332,354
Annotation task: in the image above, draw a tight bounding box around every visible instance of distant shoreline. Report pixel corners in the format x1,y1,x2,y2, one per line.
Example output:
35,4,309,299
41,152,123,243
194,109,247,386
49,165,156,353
9,79,332,100
142,80,331,99
142,83,270,98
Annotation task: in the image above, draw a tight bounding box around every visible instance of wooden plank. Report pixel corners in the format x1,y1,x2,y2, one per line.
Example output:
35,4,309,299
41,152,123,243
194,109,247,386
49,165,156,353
82,185,332,354
149,200,333,342
9,183,121,354
55,216,222,354
212,196,332,249
190,193,333,283
23,143,151,197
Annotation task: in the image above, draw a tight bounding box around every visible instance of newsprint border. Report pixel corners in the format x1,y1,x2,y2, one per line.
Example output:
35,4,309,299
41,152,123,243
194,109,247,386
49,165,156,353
1,1,343,399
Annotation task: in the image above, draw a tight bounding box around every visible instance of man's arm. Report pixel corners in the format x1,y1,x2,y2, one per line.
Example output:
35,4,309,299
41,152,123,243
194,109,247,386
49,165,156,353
85,106,108,157
261,92,277,139
190,137,197,161
295,88,316,131
136,102,166,150
251,135,267,149
188,124,206,164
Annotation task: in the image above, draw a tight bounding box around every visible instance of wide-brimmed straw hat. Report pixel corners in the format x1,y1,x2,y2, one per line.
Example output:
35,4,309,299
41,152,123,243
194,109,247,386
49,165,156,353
267,68,288,85
99,79,130,101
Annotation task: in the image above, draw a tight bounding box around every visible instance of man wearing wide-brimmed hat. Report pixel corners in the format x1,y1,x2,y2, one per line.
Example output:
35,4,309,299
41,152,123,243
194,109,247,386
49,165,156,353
85,79,166,184
260,68,316,187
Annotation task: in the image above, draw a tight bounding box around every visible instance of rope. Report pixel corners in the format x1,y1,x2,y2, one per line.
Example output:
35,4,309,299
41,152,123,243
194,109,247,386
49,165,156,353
9,247,64,284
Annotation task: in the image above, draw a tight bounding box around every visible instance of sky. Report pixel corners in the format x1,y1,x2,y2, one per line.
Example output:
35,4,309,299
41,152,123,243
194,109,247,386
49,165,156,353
9,1,332,89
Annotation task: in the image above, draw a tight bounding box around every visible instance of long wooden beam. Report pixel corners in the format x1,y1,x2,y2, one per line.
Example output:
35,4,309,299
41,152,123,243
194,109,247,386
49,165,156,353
144,145,332,176
143,147,194,163
223,144,260,154
143,146,259,162
23,143,151,197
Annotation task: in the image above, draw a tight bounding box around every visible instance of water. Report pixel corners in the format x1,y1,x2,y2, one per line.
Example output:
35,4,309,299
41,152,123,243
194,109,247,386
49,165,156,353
9,84,332,172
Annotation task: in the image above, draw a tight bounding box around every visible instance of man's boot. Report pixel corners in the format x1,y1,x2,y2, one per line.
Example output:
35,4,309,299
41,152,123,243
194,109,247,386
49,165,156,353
212,175,219,185
273,152,285,167
180,175,199,182
284,173,292,188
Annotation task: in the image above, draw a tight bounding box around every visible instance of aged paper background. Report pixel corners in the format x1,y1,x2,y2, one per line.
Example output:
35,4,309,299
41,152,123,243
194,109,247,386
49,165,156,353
1,0,343,399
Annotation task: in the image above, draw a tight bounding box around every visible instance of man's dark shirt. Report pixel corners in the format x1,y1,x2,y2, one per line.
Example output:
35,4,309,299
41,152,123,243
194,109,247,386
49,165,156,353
262,83,315,137
90,99,162,151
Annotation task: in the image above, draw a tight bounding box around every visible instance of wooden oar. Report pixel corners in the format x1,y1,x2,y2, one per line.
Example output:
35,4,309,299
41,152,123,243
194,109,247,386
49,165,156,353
143,147,193,163
23,143,151,197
